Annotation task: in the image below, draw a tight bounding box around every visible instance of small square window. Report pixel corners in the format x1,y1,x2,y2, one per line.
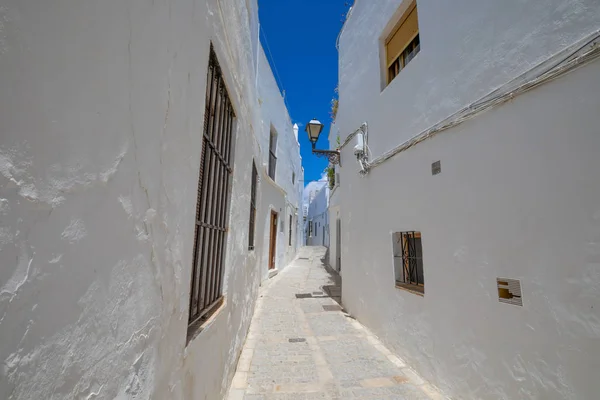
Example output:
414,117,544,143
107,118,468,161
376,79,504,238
392,231,424,295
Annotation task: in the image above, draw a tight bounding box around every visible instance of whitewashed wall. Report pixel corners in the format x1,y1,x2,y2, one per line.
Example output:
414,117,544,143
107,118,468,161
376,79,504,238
336,0,600,398
0,0,300,398
328,122,341,272
256,47,304,277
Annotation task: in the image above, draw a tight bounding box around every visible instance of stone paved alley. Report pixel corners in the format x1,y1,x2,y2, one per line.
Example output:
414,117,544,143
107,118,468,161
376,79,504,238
227,247,446,400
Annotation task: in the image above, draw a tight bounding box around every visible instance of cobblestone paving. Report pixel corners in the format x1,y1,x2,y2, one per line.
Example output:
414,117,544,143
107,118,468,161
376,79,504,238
227,247,446,400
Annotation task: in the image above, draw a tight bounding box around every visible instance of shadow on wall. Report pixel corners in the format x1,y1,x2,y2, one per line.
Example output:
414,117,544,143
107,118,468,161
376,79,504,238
320,248,343,308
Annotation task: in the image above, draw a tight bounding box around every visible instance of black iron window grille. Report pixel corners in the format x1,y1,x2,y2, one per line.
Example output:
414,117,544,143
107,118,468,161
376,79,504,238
394,231,424,294
189,45,236,332
248,161,258,250
268,130,277,180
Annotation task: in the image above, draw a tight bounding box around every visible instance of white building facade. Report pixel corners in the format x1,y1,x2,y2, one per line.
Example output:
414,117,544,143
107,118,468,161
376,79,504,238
328,122,342,273
0,0,302,399
256,48,305,277
335,0,600,399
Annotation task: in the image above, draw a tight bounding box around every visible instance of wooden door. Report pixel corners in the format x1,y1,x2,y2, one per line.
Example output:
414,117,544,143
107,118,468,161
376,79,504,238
269,211,278,270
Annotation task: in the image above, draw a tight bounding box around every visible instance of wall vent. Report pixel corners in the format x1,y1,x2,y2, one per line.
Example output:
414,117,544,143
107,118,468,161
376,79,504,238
497,278,523,306
432,161,441,175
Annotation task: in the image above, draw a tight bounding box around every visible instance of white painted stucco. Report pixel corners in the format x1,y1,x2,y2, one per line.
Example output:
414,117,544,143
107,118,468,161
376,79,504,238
336,0,600,398
256,47,304,278
0,0,302,399
328,122,341,272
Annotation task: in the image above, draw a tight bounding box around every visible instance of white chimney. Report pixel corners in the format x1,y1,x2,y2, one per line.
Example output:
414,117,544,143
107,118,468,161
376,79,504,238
293,123,299,142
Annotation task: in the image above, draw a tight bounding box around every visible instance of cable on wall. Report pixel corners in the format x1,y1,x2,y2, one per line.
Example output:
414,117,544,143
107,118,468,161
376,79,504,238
355,29,600,174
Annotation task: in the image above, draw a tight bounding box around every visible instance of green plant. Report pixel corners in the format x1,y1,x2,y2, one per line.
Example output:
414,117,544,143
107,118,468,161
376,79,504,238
330,98,339,121
326,165,335,189
330,86,339,122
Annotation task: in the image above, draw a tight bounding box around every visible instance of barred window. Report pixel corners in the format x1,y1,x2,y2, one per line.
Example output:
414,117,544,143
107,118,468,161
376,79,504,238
189,46,236,336
392,231,424,295
248,161,258,250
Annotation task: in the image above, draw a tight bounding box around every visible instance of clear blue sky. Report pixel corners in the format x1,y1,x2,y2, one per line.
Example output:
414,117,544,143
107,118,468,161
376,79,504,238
258,0,351,186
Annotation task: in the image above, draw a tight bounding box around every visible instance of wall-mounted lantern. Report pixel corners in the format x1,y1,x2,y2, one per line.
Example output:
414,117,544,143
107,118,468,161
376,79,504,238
306,119,341,165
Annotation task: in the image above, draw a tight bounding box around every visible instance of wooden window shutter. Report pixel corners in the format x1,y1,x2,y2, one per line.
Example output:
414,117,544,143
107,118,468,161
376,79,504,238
386,2,419,67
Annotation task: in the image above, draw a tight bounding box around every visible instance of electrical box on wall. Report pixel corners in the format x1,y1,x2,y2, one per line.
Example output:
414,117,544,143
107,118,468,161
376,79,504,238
354,132,365,156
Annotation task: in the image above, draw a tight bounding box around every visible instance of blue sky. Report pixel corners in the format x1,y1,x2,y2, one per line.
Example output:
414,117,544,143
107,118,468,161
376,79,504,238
258,0,350,188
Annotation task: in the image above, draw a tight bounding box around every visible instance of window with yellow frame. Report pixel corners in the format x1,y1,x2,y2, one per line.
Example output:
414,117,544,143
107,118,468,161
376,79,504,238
385,1,420,85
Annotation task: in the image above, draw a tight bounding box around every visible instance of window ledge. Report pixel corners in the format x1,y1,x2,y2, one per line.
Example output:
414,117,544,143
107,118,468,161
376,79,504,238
262,168,287,196
186,297,226,345
330,185,339,197
395,283,424,297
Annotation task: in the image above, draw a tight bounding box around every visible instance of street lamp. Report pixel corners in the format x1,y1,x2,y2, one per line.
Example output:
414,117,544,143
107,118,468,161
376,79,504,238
305,119,341,165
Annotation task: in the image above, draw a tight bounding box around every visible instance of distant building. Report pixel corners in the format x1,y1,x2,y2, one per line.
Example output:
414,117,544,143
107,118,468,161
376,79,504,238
306,185,330,248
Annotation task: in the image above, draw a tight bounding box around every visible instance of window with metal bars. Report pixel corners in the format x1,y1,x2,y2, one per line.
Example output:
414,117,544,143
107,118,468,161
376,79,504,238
288,215,292,246
392,231,424,295
248,161,258,250
268,130,277,180
188,45,236,335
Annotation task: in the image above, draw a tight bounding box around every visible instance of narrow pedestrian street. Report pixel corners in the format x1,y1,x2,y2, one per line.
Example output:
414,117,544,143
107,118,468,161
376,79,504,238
227,247,445,400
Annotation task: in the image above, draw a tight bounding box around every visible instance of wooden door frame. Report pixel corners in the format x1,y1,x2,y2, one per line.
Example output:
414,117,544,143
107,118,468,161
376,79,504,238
269,210,278,270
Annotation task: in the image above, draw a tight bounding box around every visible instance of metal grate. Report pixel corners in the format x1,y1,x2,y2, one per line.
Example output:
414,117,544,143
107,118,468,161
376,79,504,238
397,231,424,292
497,278,523,306
189,45,236,328
248,162,257,250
